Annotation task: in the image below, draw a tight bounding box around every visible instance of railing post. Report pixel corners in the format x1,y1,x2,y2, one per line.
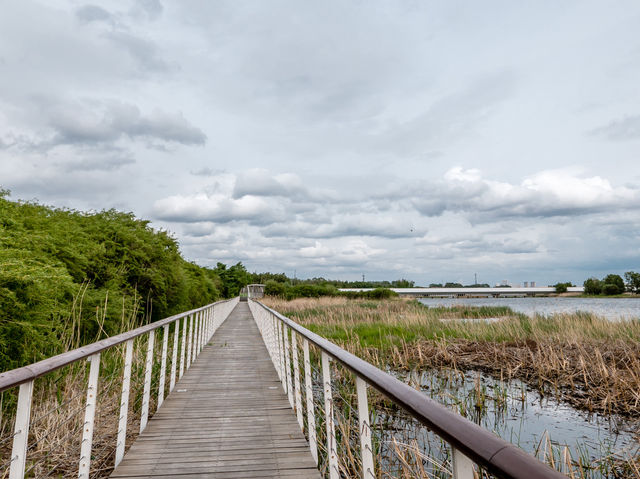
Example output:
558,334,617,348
180,316,187,378
284,325,294,408
303,339,318,465
115,339,133,468
275,319,284,384
8,380,33,479
170,320,179,391
356,377,375,479
187,314,193,368
321,352,339,479
140,330,155,433
194,312,200,359
292,331,303,430
79,352,101,479
452,447,475,479
158,324,169,409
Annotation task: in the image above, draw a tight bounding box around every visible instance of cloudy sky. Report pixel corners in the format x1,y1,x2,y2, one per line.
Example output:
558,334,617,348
1,1,639,286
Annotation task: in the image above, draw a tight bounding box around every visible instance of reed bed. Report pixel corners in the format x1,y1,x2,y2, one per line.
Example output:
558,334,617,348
272,297,640,478
0,324,172,479
264,297,640,416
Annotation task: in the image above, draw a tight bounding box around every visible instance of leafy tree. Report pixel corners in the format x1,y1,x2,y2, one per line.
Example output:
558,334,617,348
429,283,443,288
264,280,286,297
553,282,572,293
0,195,233,371
583,277,602,295
391,279,415,288
624,271,640,294
444,282,463,288
601,283,621,295
602,274,624,295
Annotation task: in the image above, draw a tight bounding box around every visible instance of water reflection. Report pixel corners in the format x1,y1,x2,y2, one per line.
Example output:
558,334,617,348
418,297,640,320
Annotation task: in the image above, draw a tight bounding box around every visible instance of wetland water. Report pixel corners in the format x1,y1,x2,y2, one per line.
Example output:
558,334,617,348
377,368,639,477
418,297,640,320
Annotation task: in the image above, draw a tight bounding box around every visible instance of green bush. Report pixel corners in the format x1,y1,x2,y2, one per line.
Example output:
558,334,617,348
0,194,247,371
583,277,602,295
601,283,621,296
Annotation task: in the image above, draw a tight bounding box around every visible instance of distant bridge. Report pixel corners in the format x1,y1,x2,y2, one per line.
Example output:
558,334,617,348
0,298,567,478
341,286,585,297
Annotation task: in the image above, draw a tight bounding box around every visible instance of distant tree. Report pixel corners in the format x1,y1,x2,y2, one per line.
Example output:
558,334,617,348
601,283,621,295
444,282,463,288
583,277,602,295
602,274,625,295
391,279,414,288
429,283,443,288
624,271,640,294
264,280,286,297
553,282,572,293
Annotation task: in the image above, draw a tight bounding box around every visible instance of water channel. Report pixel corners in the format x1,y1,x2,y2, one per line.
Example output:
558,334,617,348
418,297,640,320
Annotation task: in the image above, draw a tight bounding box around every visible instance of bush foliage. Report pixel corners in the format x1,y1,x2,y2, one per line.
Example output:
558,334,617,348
0,194,247,371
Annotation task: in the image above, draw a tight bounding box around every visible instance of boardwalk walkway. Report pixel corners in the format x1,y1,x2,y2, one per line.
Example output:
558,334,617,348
110,302,321,479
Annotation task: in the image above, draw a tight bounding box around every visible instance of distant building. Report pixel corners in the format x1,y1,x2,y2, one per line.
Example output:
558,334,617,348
531,281,536,287
523,281,529,288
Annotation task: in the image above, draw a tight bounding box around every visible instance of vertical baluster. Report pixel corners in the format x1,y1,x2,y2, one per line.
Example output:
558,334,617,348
194,312,200,359
284,326,294,408
170,320,179,391
205,308,210,342
303,339,318,465
275,319,283,383
452,447,475,479
321,352,338,479
279,322,287,392
8,380,34,479
200,310,205,350
79,353,101,478
356,377,375,479
292,331,303,430
115,340,133,467
158,325,169,409
140,330,155,433
179,316,187,378
187,314,193,368
199,310,204,351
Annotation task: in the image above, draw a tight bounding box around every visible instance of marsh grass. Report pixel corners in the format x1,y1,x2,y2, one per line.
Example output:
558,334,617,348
0,319,181,479
264,297,640,416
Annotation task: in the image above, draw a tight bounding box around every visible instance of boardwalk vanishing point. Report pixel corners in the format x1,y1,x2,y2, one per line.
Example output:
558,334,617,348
110,302,321,478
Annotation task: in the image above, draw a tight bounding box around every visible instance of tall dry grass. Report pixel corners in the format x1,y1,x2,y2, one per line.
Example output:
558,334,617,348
264,297,640,416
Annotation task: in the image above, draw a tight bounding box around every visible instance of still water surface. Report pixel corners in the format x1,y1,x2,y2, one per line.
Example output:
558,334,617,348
418,297,640,320
378,368,639,478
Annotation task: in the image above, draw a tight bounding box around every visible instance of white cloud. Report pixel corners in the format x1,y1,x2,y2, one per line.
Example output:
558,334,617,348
2,1,640,284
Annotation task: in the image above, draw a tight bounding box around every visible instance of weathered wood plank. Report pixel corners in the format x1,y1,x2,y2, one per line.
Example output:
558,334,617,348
110,303,320,479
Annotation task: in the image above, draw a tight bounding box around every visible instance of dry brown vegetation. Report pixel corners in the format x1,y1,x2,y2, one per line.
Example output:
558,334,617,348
263,296,640,416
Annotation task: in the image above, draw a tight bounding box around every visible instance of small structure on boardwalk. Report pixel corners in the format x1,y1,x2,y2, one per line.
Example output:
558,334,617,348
241,283,265,298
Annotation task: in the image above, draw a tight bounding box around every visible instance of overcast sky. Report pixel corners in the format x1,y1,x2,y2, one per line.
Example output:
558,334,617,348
1,1,639,286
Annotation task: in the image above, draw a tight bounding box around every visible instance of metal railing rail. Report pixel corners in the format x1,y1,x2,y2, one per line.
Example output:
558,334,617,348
0,297,239,479
249,300,567,479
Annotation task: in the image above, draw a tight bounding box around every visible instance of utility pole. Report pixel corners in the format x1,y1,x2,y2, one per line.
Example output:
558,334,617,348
362,274,365,283
475,273,477,285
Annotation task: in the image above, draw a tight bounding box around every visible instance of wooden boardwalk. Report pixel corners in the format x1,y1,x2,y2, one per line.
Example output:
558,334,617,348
110,302,321,479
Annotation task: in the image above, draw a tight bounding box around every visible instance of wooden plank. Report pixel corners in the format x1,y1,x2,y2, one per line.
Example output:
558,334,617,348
110,303,321,479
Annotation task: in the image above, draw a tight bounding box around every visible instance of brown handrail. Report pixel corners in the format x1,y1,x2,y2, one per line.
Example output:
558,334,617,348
253,300,566,479
0,298,235,393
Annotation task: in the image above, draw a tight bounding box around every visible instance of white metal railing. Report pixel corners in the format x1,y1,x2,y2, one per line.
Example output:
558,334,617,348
0,297,238,479
249,300,567,479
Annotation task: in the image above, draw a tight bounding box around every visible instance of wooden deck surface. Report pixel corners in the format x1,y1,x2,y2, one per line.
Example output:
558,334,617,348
110,302,321,479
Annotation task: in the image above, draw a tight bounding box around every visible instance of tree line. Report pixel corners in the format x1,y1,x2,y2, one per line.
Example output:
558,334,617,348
0,192,250,371
583,272,640,296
